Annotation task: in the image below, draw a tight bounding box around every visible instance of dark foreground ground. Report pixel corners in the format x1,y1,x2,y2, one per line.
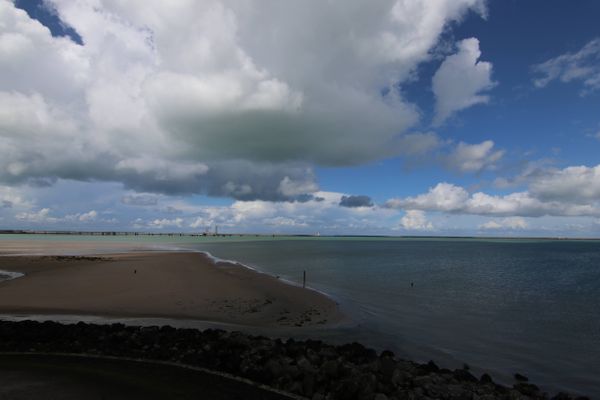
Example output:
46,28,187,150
0,353,295,400
0,321,590,400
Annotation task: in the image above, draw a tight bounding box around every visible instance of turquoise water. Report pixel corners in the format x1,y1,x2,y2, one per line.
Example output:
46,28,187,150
1,235,599,396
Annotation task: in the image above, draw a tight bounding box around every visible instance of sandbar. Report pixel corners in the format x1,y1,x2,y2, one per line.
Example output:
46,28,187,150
0,252,342,328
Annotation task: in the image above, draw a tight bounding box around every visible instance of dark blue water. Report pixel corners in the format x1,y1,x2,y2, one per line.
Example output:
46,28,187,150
181,238,600,398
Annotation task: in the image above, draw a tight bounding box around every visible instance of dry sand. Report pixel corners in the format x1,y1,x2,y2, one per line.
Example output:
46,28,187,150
0,252,342,328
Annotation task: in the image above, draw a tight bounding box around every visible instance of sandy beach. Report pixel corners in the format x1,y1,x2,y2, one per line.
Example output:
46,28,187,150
0,251,342,328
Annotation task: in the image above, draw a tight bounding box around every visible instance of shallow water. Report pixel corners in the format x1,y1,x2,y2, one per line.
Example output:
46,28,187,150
1,235,599,397
179,237,600,398
0,270,24,283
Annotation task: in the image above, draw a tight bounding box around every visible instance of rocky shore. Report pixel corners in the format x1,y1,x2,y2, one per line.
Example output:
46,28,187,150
0,320,589,400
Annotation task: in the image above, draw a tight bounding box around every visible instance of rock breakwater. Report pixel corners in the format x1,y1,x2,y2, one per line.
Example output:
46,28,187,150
0,321,589,400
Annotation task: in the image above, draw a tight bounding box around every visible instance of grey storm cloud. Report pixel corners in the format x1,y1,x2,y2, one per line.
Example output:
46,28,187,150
339,195,374,208
0,0,486,200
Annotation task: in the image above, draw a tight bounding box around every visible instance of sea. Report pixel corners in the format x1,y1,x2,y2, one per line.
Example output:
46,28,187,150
1,235,599,397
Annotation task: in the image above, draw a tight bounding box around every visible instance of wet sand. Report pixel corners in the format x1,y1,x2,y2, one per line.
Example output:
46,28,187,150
0,252,342,328
0,238,159,256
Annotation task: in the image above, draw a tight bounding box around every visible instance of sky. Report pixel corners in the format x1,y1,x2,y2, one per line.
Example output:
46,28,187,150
1,0,600,237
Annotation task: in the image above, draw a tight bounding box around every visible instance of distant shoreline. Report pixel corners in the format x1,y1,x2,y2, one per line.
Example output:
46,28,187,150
2,230,599,241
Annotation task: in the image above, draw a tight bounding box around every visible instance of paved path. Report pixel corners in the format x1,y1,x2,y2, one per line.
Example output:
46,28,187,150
0,354,296,400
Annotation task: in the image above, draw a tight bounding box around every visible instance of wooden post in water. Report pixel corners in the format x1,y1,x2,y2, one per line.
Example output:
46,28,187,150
303,270,306,288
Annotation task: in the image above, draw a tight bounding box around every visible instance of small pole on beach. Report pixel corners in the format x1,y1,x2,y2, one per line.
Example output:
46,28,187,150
303,270,306,288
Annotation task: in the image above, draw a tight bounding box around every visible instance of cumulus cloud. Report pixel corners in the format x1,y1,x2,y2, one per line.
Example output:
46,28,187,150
386,165,600,217
76,210,97,222
444,140,504,173
529,165,600,203
15,208,57,223
149,218,184,229
387,182,469,212
133,191,397,234
264,216,308,228
399,210,433,230
479,217,527,230
14,207,101,224
432,37,495,125
532,38,600,94
0,185,33,210
0,0,486,200
339,195,374,208
278,176,318,198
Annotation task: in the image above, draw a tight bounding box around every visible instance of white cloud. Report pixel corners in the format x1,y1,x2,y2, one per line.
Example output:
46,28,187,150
386,166,600,217
432,37,495,125
4,177,599,235
387,182,470,212
264,216,308,228
532,38,600,94
127,190,398,234
277,176,318,198
15,208,58,223
399,210,433,230
0,0,486,200
0,185,33,210
529,165,600,203
479,217,527,230
444,140,504,173
77,210,97,222
147,218,184,229
14,208,101,225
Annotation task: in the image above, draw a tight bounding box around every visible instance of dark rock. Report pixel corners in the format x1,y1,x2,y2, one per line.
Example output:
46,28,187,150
445,384,473,400
380,350,395,358
303,373,316,397
418,360,439,375
332,378,360,400
453,369,478,383
391,368,410,387
514,373,529,382
551,393,573,400
321,359,339,378
297,356,316,374
288,381,303,395
265,359,284,379
379,357,397,380
514,382,540,396
413,375,434,387
480,373,493,384
508,388,529,400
